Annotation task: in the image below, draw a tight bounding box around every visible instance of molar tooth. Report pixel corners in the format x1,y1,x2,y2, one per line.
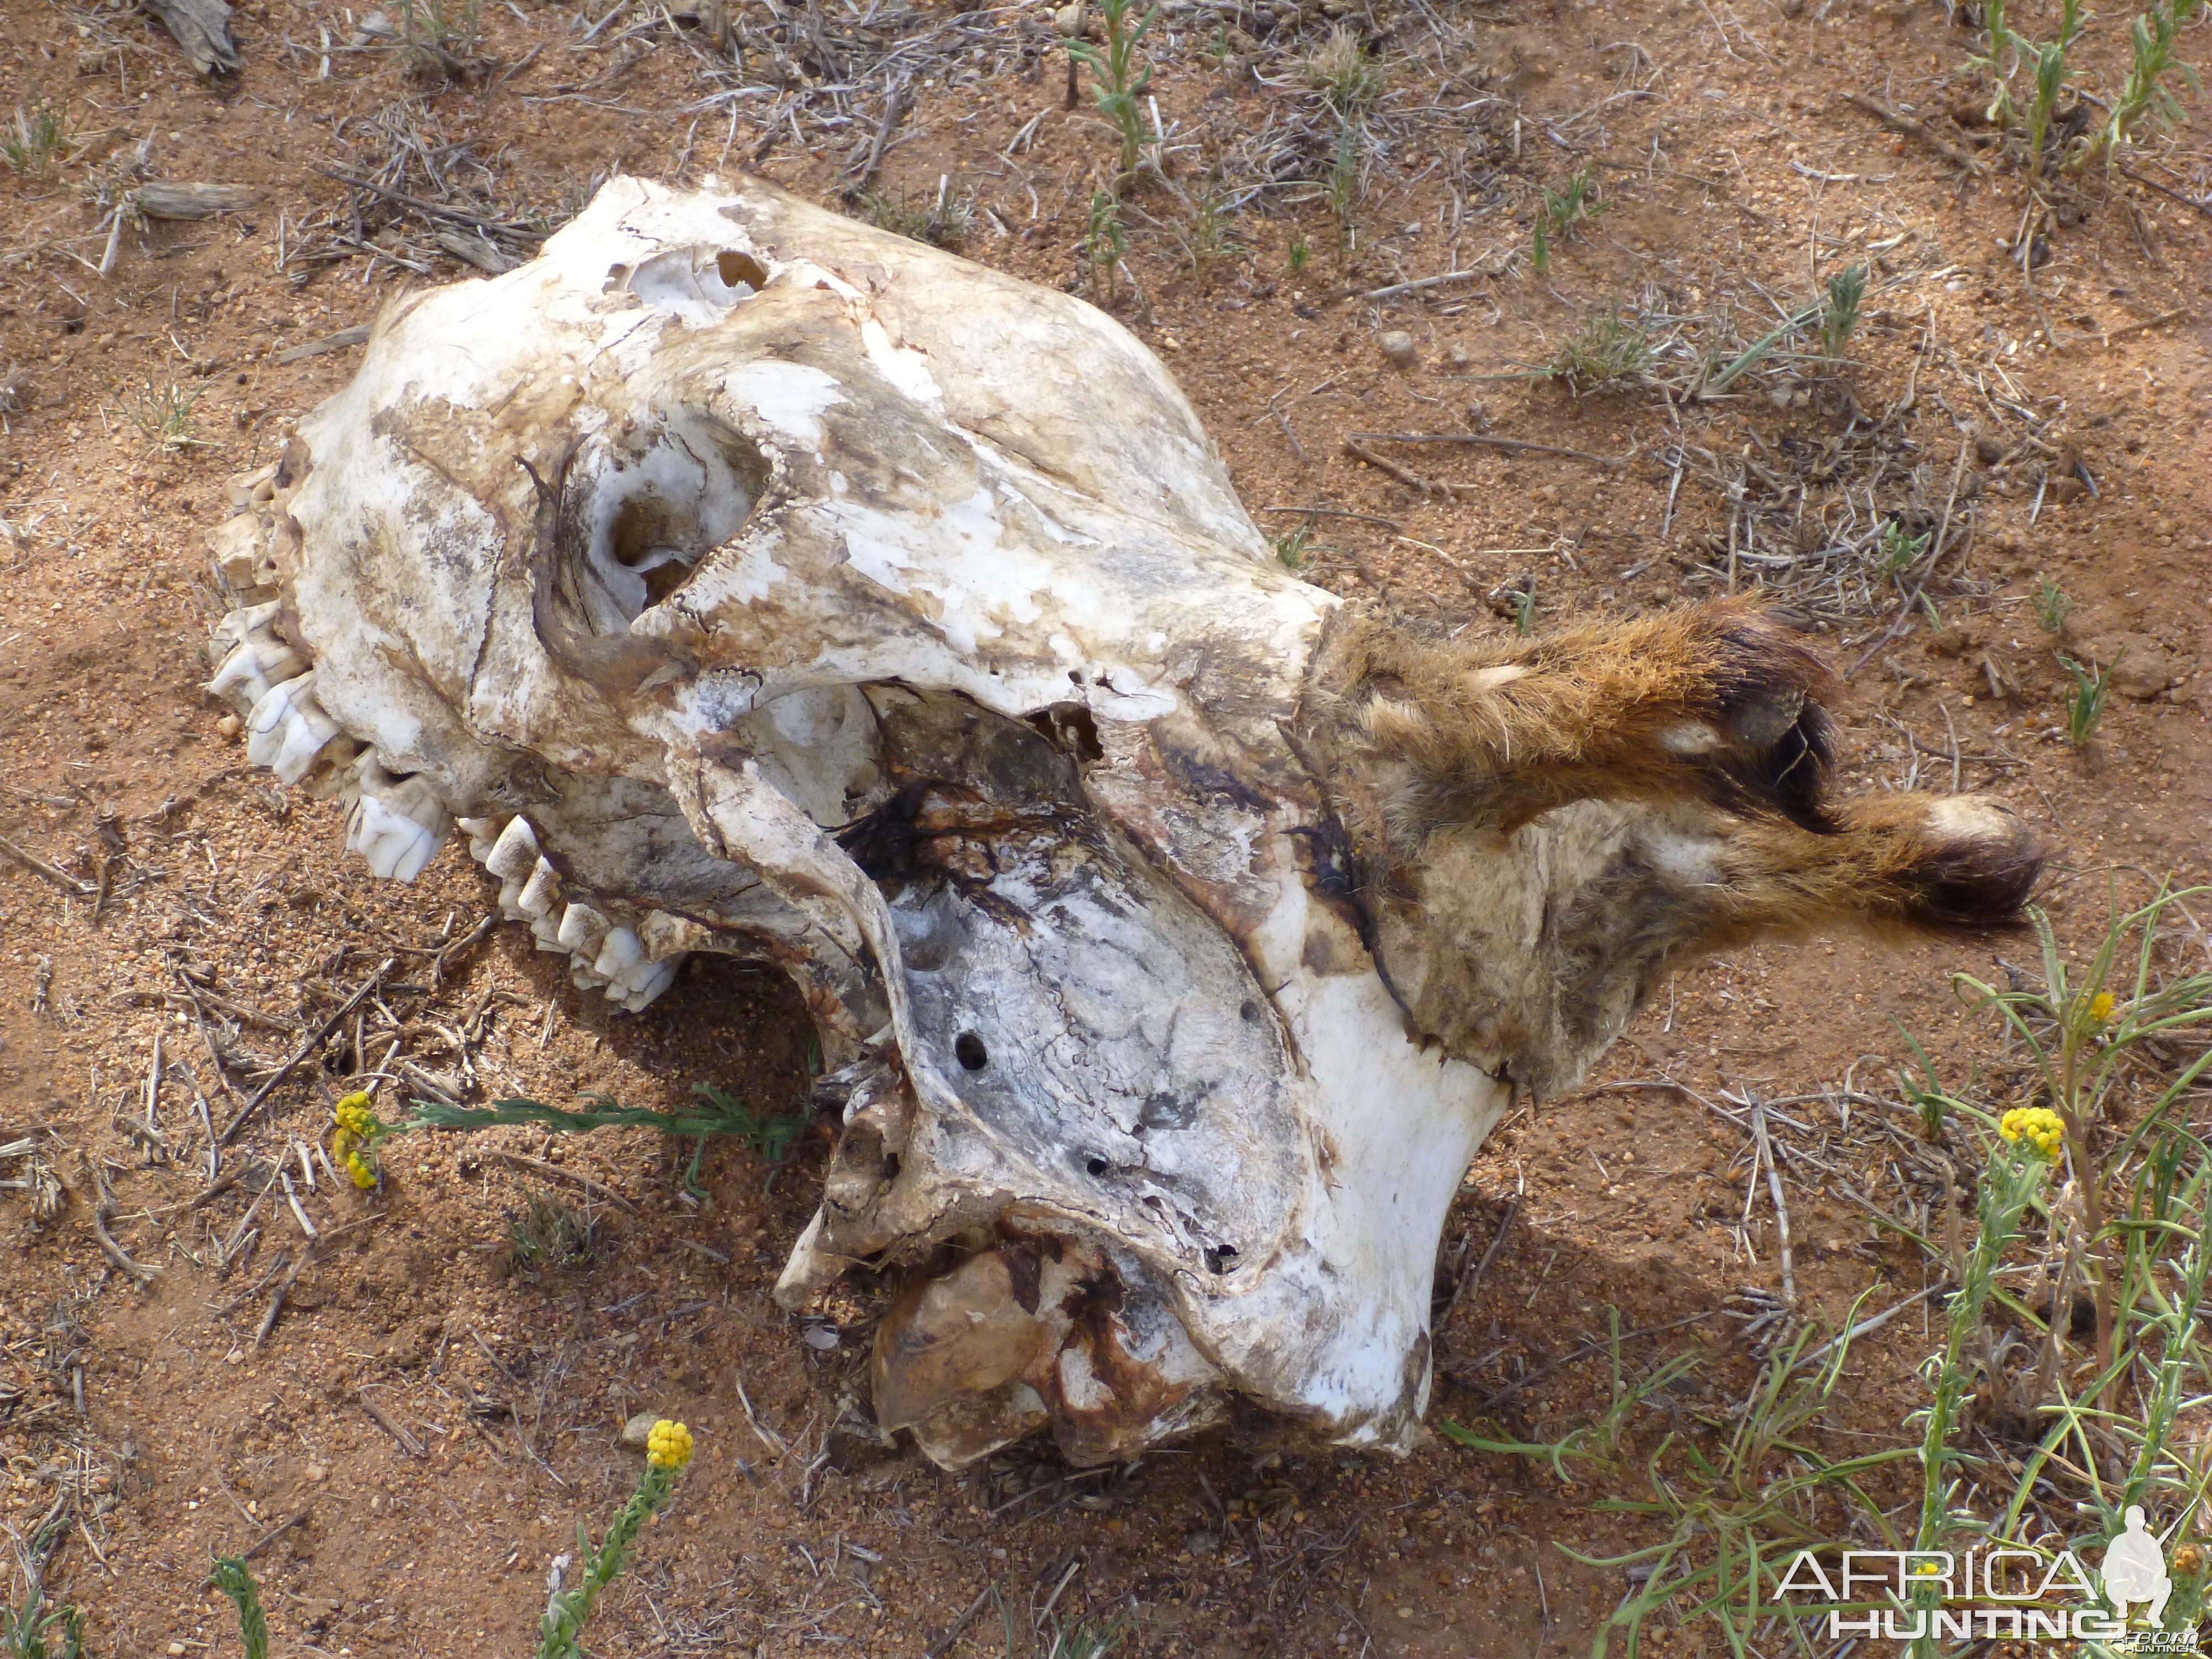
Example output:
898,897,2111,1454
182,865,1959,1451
592,926,646,982
498,877,528,921
556,902,611,957
208,635,309,713
346,760,452,883
484,817,540,880
243,675,342,785
516,857,561,921
455,816,502,864
212,601,283,653
570,960,611,990
614,957,681,1012
531,911,568,952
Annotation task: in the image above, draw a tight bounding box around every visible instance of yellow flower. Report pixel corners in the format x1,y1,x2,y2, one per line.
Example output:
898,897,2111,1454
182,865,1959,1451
1999,1106,2066,1159
646,1419,695,1470
2087,991,2117,1027
333,1092,376,1137
345,1150,377,1191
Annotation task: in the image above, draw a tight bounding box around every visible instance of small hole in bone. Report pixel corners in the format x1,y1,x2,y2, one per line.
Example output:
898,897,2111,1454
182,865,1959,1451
1203,1244,1240,1275
953,1031,988,1071
716,249,769,290
1240,1000,1261,1022
1084,1155,1109,1177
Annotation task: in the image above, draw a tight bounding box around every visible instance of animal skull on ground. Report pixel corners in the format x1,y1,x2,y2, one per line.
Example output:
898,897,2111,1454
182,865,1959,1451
202,177,2038,1469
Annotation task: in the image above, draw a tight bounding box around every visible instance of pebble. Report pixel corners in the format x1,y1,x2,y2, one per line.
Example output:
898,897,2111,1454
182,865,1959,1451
620,1411,662,1448
216,712,241,739
1378,330,1418,369
304,1462,326,1483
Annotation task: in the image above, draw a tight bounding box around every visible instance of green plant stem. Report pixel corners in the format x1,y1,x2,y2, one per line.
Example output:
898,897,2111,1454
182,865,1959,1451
538,1463,679,1659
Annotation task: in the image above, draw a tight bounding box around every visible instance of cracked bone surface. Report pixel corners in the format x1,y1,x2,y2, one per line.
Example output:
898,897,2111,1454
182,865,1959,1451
202,176,2039,1469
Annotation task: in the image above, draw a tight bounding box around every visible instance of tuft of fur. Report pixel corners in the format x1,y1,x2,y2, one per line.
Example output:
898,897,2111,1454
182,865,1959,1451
1297,598,2043,1097
1304,597,1839,844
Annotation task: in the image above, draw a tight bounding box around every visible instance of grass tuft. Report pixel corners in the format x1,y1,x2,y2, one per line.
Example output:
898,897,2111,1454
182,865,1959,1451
1,95,71,176
113,379,213,452
1303,25,1385,115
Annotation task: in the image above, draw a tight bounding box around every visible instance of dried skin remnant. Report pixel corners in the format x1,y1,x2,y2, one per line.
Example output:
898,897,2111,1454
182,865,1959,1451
201,177,2039,1467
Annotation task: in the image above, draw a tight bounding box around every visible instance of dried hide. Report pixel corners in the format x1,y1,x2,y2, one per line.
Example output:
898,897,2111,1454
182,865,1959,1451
200,177,2039,1469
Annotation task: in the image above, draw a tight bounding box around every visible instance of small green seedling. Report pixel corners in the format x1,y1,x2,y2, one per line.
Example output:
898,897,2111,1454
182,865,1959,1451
1080,189,1128,301
1324,119,1363,232
2100,0,2207,156
1275,521,1313,571
1820,263,1867,357
1877,520,1932,576
1286,232,1310,274
206,1559,269,1659
1530,168,1599,274
2033,574,2072,633
1067,0,1158,175
2060,650,2118,747
0,1582,84,1659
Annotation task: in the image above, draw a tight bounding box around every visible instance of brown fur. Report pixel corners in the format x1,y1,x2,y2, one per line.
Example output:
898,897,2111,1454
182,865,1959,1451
1297,599,2042,1097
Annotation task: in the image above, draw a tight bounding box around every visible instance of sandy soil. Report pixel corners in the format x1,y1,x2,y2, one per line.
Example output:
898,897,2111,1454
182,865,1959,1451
2,0,2209,1651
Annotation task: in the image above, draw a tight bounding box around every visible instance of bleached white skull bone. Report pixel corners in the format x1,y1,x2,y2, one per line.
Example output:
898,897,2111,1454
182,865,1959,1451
202,177,2037,1468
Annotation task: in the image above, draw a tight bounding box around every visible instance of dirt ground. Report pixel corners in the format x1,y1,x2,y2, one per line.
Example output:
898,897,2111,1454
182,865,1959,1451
2,0,2210,1650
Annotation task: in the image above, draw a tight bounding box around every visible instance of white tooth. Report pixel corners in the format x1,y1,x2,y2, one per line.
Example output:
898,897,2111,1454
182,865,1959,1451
208,635,309,712
498,877,528,921
517,857,561,920
212,601,283,652
556,902,611,957
455,816,503,864
531,911,568,952
346,761,452,882
593,926,645,981
570,961,611,990
615,957,681,1012
484,817,540,880
244,675,341,785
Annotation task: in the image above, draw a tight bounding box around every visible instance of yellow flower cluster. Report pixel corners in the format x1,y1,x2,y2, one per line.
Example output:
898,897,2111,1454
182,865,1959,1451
646,1419,695,1470
332,1092,380,1190
1999,1106,2066,1159
2087,991,2118,1026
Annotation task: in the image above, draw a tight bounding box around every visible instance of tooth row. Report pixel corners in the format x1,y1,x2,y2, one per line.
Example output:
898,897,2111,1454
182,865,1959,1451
459,813,686,1011
211,588,684,1011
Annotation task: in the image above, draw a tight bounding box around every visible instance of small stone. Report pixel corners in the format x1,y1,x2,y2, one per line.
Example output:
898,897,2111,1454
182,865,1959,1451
169,1646,188,1657
620,1411,661,1448
2095,634,2178,699
304,1463,326,1483
1052,2,1083,33
1378,330,1417,369
1185,1527,1220,1555
216,713,242,739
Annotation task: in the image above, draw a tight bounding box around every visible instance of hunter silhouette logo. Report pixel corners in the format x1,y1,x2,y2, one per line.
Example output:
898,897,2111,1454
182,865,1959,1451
1775,1509,2203,1647
2103,1507,2175,1629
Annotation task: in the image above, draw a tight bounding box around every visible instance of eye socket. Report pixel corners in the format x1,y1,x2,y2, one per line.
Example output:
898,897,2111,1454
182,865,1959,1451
953,1031,988,1071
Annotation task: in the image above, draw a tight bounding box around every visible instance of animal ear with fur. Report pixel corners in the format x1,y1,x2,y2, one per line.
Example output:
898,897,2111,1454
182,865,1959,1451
1305,597,1841,844
1686,792,2044,945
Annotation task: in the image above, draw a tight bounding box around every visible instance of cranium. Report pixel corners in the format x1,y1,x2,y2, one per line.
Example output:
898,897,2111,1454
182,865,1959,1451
203,176,2038,1468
